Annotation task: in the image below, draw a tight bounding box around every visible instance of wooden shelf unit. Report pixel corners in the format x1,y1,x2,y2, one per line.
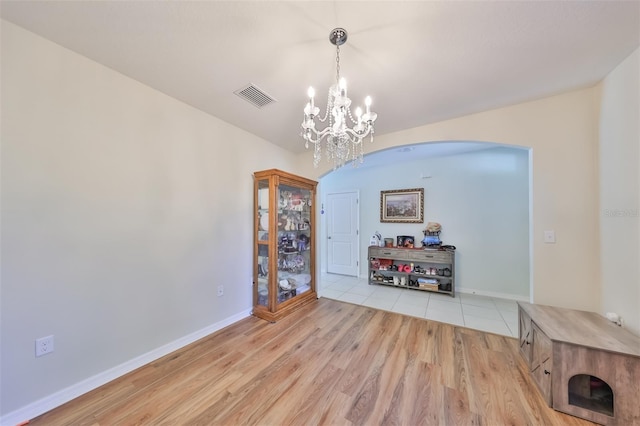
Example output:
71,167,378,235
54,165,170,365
368,246,455,297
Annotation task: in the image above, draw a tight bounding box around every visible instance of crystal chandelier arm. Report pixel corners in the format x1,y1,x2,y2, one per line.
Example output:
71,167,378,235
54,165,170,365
343,125,371,141
320,125,370,143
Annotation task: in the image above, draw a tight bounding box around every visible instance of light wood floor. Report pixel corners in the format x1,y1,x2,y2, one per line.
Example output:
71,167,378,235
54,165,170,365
30,298,596,425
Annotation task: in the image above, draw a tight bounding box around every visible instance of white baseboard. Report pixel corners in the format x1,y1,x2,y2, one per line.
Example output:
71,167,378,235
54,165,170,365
456,286,529,302
0,308,252,426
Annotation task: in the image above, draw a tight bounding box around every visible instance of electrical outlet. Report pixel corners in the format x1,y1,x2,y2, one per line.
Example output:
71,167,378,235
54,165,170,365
35,335,54,357
217,285,224,297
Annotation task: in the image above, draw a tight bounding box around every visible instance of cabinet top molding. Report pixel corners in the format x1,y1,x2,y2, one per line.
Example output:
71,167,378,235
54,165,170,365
254,169,317,186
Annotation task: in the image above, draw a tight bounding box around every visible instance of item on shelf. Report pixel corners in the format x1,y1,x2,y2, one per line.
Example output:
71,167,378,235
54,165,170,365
422,223,443,248
397,235,415,248
384,238,394,247
259,213,269,231
258,288,268,305
288,274,311,286
279,279,292,290
296,233,309,252
378,259,392,270
425,222,441,233
258,264,267,277
369,231,383,247
289,193,305,211
422,233,442,248
417,277,439,291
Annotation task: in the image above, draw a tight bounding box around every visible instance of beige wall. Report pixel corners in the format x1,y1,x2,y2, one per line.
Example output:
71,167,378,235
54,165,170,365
598,48,640,336
1,21,297,417
301,87,601,312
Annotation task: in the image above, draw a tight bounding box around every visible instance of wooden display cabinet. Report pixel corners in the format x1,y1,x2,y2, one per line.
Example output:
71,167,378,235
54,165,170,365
253,169,317,322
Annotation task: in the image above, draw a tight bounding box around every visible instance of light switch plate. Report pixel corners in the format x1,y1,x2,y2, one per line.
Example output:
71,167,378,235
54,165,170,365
544,230,556,244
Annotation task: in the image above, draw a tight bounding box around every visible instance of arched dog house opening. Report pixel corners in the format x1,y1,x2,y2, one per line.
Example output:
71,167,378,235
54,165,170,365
568,374,614,417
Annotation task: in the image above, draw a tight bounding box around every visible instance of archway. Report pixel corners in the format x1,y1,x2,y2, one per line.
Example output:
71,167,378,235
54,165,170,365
317,140,532,304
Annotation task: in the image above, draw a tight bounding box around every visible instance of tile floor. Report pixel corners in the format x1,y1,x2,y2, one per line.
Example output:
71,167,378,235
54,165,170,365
320,273,521,338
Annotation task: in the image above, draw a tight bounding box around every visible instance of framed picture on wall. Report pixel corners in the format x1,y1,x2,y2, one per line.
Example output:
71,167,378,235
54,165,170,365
380,188,424,223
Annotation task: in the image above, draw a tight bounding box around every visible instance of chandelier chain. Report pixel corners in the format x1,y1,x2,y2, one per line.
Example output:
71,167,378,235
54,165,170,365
335,44,340,84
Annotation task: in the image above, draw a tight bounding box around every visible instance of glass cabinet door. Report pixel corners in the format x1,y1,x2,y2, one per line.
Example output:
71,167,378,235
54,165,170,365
256,179,270,308
276,184,312,305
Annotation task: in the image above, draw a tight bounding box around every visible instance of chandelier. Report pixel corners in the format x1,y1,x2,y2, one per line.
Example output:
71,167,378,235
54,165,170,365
301,28,377,169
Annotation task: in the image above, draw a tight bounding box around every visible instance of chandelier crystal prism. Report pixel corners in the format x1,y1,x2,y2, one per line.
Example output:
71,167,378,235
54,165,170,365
301,28,377,169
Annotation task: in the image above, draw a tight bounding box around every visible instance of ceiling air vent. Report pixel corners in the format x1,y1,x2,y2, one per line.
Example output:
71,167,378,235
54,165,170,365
234,84,276,108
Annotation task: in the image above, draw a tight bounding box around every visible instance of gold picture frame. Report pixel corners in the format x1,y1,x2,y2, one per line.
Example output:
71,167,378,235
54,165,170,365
380,188,424,223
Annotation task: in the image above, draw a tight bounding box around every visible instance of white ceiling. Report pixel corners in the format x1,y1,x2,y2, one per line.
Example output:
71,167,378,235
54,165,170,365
2,1,639,156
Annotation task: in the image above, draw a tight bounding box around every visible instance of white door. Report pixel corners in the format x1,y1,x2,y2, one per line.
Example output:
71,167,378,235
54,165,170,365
327,191,359,276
